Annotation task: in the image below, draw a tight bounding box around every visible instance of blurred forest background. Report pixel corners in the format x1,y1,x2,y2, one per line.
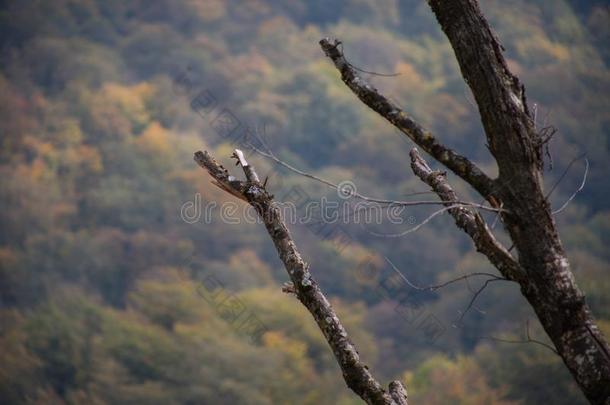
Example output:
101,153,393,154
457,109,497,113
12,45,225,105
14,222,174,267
0,0,608,404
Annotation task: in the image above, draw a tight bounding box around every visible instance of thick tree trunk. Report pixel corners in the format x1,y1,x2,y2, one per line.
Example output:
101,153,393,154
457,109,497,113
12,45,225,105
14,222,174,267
320,0,610,401
426,1,610,402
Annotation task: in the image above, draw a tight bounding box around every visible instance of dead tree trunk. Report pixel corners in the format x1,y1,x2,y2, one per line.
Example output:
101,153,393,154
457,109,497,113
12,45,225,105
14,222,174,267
320,0,610,402
194,150,408,405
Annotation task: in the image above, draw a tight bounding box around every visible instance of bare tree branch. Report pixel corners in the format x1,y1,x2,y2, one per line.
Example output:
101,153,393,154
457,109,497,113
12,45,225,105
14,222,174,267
319,37,497,202
194,150,408,405
409,148,525,283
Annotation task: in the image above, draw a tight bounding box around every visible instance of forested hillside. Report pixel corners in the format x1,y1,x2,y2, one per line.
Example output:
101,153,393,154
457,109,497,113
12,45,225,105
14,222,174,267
0,1,608,403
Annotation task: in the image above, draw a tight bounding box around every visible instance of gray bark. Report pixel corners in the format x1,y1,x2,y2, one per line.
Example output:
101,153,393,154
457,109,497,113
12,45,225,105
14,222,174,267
194,150,408,405
320,0,610,402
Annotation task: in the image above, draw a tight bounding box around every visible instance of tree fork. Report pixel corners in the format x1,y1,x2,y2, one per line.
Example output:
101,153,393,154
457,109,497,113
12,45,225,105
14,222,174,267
320,0,610,400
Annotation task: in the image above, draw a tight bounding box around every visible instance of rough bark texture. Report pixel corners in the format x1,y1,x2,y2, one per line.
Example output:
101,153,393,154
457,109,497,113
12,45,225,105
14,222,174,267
427,1,610,403
194,150,408,405
319,38,496,203
320,1,610,402
409,148,525,284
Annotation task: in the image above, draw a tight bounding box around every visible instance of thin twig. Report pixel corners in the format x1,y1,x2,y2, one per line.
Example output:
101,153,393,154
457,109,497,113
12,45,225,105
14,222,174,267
545,153,586,199
244,138,504,213
454,277,506,325
478,319,559,355
385,257,503,292
338,42,402,78
552,157,589,215
463,273,487,315
362,204,469,238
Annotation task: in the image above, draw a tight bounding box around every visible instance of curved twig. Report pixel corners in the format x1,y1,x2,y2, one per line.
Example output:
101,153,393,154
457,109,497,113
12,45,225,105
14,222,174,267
478,319,559,355
551,157,589,215
385,257,503,292
455,277,506,325
244,138,504,213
